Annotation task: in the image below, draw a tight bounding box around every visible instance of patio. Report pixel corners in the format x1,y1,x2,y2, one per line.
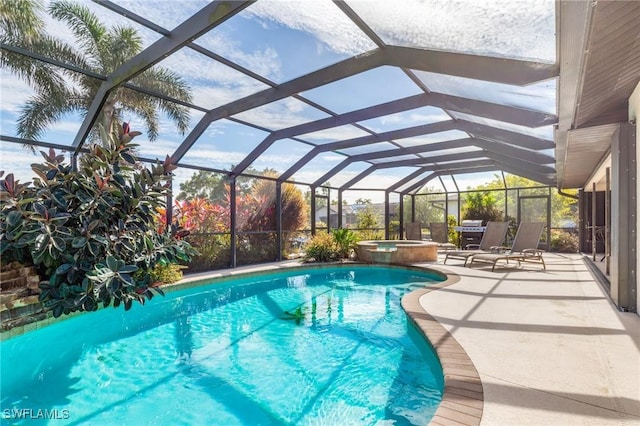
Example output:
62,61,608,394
419,253,640,425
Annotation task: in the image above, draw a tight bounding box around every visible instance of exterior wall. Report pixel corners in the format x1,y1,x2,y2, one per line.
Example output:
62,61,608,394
629,82,640,315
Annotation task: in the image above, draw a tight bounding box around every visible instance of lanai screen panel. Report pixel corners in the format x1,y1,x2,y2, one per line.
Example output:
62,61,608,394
454,172,502,191
337,142,398,156
393,131,472,148
325,163,372,188
249,139,314,176
54,0,163,49
439,176,458,192
111,0,209,31
180,119,270,171
298,125,371,145
0,67,92,147
367,155,423,165
289,152,349,185
195,0,376,83
231,98,330,131
154,47,270,110
357,106,452,133
134,109,206,159
0,146,74,183
345,0,556,62
451,112,555,141
415,71,557,114
352,167,421,190
301,67,423,114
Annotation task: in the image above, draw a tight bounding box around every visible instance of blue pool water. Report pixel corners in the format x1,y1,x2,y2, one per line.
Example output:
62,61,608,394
1,266,444,425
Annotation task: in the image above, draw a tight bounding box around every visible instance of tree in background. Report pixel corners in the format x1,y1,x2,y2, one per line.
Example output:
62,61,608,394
1,0,191,142
403,187,447,225
176,170,227,202
478,174,578,227
461,191,503,224
355,204,382,240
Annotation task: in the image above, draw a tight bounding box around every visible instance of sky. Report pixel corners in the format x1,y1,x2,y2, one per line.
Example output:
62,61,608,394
0,0,557,203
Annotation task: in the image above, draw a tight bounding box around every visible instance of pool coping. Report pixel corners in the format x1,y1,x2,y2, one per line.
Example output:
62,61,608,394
401,267,484,426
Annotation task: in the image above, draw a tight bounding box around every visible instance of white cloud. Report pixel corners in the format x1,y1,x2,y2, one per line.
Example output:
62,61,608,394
181,147,246,168
195,31,284,81
346,0,555,62
299,125,370,142
245,0,376,56
232,98,327,130
0,71,35,115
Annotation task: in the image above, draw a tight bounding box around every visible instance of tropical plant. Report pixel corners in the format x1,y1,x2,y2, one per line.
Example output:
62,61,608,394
0,123,196,317
1,0,191,142
150,263,185,284
332,228,357,259
303,232,339,263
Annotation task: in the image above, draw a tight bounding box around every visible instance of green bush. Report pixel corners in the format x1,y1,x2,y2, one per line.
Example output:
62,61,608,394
0,124,196,317
303,232,339,262
332,228,358,259
150,263,185,284
447,215,457,244
550,230,579,253
185,234,231,272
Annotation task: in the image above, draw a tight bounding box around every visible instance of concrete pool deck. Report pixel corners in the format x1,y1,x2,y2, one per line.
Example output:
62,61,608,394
418,253,640,425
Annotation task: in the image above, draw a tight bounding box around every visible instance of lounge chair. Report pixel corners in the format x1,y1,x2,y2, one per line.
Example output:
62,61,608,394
428,222,456,251
468,222,546,271
443,221,509,266
405,222,422,240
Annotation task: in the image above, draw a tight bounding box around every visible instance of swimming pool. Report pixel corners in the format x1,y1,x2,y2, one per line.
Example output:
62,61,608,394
1,265,444,425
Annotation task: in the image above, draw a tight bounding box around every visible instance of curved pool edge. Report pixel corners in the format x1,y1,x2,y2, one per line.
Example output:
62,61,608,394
401,267,484,426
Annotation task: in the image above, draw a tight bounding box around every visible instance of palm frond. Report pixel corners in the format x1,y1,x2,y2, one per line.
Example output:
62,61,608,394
133,67,192,103
0,0,45,44
124,102,159,141
17,85,79,140
32,35,91,71
105,25,142,70
153,98,190,136
0,46,67,92
48,0,106,62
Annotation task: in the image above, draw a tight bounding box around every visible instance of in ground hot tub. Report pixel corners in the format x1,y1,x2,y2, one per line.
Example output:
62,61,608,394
357,240,438,264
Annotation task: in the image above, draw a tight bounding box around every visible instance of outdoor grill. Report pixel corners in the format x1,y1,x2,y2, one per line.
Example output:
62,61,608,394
459,219,484,248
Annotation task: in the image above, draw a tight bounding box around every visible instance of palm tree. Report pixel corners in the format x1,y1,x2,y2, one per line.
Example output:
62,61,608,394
1,0,191,142
0,0,71,96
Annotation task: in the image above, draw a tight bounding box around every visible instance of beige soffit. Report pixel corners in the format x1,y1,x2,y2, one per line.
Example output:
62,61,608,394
562,123,618,189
